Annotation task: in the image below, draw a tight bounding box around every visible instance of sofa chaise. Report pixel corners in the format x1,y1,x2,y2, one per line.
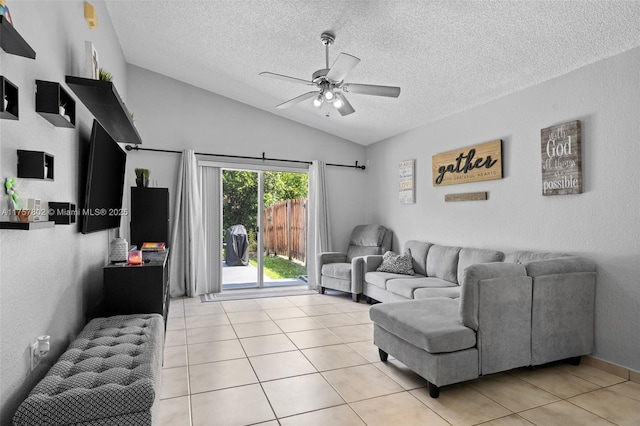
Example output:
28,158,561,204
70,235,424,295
366,241,596,398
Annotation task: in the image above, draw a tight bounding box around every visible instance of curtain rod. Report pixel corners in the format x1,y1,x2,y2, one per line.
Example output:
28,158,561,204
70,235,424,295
124,145,366,170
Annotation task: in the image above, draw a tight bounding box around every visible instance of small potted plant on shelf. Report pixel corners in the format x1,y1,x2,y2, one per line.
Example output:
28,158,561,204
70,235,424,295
98,68,113,82
5,177,28,222
135,168,150,187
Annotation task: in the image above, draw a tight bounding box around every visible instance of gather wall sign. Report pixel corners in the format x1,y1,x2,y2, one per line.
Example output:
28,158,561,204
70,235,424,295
432,140,503,186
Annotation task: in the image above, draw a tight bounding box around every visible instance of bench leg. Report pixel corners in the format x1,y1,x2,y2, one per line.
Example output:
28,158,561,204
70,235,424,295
352,293,361,302
428,382,440,398
379,348,388,362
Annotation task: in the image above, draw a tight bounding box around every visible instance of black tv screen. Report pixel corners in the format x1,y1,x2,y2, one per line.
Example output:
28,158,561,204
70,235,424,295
81,120,127,234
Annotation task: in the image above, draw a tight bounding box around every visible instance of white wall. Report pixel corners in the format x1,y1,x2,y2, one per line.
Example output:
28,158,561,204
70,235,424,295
123,64,368,258
0,2,128,423
365,47,640,371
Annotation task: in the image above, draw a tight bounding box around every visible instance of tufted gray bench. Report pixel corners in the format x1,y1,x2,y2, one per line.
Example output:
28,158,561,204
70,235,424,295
13,314,164,426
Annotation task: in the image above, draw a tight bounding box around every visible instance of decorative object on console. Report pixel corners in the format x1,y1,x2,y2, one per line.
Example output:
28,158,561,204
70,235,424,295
399,159,415,204
541,120,582,196
432,140,502,186
109,237,129,263
128,249,143,265
141,242,166,252
444,192,488,202
134,168,150,187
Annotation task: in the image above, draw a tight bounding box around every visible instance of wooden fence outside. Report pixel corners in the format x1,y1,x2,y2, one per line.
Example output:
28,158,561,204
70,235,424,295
263,199,307,263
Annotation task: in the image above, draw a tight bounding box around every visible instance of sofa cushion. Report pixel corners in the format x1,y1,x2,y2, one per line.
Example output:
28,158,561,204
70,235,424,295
426,245,461,283
376,250,415,275
370,298,476,353
457,247,505,284
321,262,352,280
414,286,461,299
404,240,432,276
386,277,457,299
365,271,424,290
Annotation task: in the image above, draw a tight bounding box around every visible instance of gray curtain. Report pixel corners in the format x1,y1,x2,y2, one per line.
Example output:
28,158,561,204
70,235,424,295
201,165,222,294
307,160,332,290
169,150,208,297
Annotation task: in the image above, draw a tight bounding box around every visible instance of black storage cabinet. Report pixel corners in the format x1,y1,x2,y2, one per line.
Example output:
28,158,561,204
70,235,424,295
130,187,169,249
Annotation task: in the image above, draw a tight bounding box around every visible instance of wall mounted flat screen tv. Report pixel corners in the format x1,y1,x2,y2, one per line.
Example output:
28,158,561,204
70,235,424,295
81,119,127,234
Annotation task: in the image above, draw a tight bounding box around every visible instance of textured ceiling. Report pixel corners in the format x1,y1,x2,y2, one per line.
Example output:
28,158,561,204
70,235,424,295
105,1,640,146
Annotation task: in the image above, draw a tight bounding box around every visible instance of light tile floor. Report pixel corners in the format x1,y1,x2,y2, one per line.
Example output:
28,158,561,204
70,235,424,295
160,292,640,426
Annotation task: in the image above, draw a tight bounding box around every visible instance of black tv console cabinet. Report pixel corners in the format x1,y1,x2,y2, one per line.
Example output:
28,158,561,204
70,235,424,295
103,250,170,326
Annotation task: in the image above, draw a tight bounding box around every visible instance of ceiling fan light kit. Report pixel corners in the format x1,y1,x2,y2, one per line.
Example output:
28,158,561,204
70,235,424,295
260,31,400,116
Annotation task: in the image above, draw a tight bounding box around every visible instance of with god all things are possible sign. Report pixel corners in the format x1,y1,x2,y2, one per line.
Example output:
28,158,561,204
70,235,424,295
541,120,582,196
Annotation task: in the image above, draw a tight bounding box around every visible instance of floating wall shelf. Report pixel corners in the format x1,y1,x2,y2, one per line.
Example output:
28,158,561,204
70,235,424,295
17,150,54,180
1,76,19,119
0,16,36,59
0,221,54,230
66,76,142,144
35,80,76,128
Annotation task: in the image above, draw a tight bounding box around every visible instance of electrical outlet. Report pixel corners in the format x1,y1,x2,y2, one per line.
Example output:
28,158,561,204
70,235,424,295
30,342,41,372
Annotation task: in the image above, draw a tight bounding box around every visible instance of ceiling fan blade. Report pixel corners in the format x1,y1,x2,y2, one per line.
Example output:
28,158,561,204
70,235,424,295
334,93,355,116
343,83,401,97
275,91,319,109
326,53,360,83
259,72,314,86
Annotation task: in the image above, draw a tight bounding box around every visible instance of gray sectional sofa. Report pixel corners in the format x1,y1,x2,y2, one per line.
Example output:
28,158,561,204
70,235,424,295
366,240,596,398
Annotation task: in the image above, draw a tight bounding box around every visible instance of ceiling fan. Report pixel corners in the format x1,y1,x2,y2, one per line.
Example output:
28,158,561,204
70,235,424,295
259,32,401,116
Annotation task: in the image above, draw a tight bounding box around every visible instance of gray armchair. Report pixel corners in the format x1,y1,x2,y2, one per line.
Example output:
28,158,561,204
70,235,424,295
317,224,393,302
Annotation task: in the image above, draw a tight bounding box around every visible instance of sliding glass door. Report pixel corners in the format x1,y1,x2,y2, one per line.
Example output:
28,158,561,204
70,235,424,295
220,167,308,291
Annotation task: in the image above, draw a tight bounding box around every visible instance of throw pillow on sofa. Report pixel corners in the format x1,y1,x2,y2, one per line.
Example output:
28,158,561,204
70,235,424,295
377,250,415,275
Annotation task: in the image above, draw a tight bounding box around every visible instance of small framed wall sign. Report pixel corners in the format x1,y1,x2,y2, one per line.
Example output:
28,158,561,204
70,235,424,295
399,159,415,204
541,120,582,196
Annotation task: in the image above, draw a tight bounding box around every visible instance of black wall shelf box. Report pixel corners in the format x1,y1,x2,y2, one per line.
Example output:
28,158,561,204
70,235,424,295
17,150,54,180
49,202,77,225
0,221,54,230
65,76,142,145
0,16,36,59
35,80,76,127
1,76,18,119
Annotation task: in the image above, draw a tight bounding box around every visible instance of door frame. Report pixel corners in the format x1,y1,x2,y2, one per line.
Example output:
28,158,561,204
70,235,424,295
200,160,308,291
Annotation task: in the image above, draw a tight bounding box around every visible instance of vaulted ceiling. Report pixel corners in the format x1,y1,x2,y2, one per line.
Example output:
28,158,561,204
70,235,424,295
106,1,640,146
